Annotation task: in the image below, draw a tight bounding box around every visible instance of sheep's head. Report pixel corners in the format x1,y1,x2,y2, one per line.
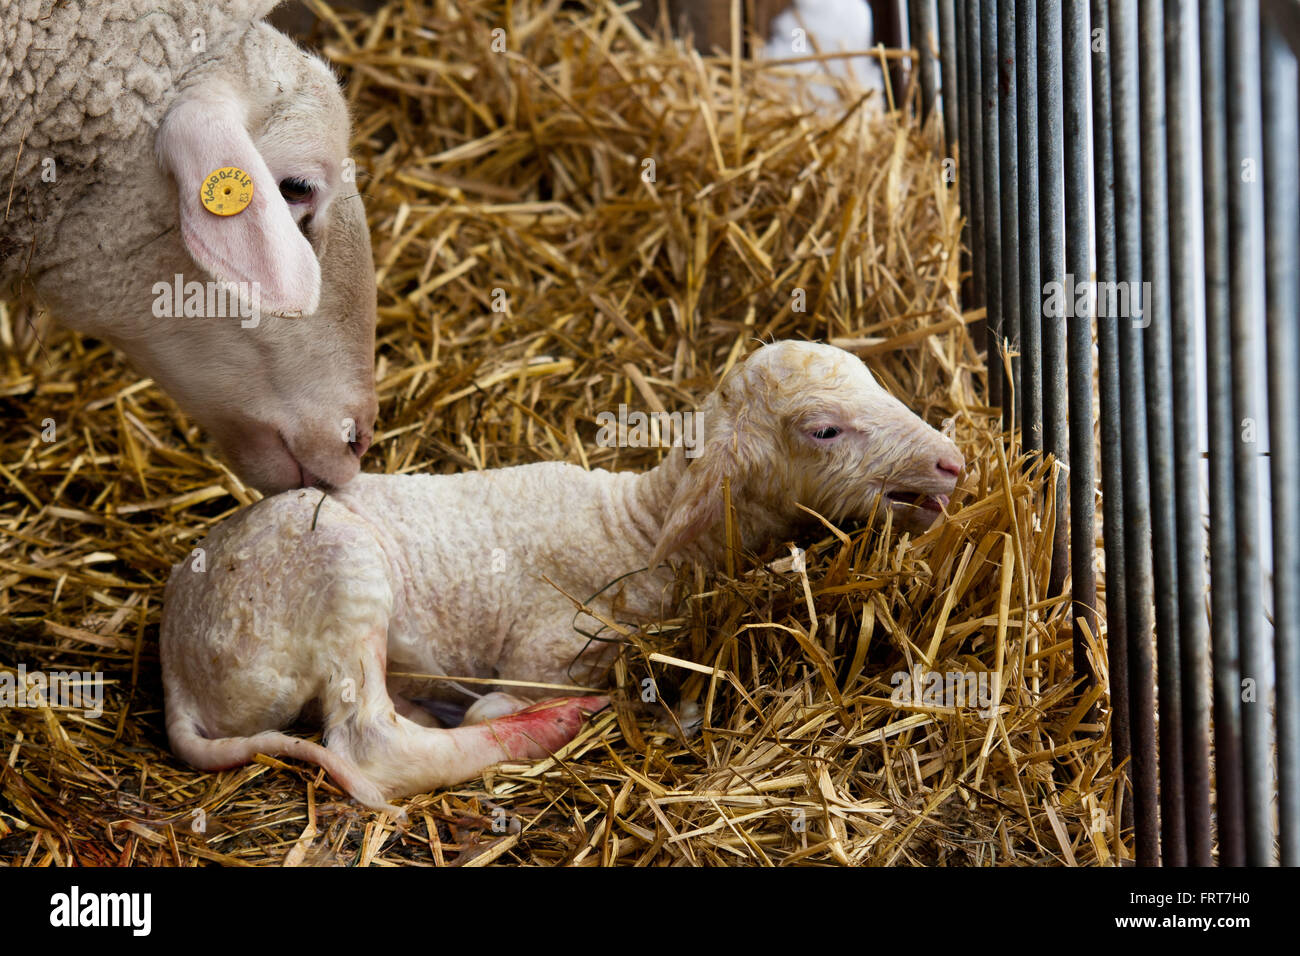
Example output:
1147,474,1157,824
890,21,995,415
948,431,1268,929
139,16,378,494
652,340,964,565
22,5,378,495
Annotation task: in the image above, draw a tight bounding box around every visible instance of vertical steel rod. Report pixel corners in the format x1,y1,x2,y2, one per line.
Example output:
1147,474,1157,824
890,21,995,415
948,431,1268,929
1165,0,1213,868
939,0,961,156
908,0,923,111
998,0,1021,429
916,0,940,124
884,1,910,101
1200,0,1247,867
1018,0,1042,452
981,0,1004,410
1140,0,1187,868
1063,0,1096,699
1225,0,1274,867
1090,0,1132,846
1038,0,1068,597
957,0,975,306
967,2,988,325
1262,8,1300,868
1111,0,1160,867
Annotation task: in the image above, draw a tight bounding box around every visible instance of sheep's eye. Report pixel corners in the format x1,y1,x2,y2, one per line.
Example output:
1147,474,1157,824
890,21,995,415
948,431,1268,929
811,427,842,440
279,177,314,203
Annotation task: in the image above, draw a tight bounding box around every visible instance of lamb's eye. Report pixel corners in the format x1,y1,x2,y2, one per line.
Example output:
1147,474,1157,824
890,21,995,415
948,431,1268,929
811,427,842,440
279,177,314,203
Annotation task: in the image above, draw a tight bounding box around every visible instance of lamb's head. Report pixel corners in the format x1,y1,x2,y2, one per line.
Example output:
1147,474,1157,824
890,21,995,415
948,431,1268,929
31,4,377,494
652,340,964,564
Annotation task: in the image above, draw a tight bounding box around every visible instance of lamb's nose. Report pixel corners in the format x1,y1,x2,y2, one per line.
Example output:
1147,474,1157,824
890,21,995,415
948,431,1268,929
936,456,963,479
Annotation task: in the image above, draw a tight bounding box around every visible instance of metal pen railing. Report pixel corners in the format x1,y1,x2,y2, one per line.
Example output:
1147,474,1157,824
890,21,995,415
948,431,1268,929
912,0,1300,866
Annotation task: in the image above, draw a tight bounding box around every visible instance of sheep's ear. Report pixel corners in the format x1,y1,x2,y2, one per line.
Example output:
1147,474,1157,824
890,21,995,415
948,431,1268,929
650,440,736,567
157,82,321,317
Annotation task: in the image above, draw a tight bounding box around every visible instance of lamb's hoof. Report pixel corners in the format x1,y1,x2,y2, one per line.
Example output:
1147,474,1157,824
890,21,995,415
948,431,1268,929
462,692,533,726
484,695,609,759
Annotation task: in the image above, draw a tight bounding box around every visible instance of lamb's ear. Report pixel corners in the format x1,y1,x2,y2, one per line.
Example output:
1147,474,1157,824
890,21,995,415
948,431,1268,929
157,82,321,317
650,433,740,567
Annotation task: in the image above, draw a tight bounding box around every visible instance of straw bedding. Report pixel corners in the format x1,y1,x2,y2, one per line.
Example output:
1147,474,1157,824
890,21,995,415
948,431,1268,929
0,0,1123,865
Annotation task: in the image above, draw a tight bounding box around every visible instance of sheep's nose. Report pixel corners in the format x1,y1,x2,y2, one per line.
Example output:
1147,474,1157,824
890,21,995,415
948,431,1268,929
349,430,372,459
936,456,963,479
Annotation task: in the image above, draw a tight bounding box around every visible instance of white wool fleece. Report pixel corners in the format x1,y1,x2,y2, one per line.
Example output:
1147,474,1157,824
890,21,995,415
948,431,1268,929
2,1,268,261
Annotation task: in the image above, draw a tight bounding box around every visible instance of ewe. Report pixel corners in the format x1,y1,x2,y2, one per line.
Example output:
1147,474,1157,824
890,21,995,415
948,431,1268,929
1,1,377,492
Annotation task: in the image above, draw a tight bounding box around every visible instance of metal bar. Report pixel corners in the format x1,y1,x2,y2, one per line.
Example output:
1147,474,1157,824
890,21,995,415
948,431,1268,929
1090,0,1131,846
967,2,988,323
916,0,940,124
1062,0,1096,700
1165,0,1213,869
1199,0,1246,867
981,0,1003,409
957,0,975,307
882,0,910,106
907,0,923,109
1225,0,1274,867
939,0,960,155
998,0,1020,430
1038,0,1068,597
1018,0,1042,452
1111,0,1160,867
1262,8,1300,868
1140,0,1187,868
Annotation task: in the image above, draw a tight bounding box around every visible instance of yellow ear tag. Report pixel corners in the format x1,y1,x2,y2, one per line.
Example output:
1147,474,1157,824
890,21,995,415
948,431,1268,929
200,166,254,216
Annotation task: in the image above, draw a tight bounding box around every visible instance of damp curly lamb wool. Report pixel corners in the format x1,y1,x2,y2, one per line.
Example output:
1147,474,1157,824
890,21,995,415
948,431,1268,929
160,340,965,817
0,0,377,493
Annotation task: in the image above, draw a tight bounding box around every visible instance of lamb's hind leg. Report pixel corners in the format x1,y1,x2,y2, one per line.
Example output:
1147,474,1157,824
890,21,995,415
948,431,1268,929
323,628,606,802
392,692,441,727
462,691,533,725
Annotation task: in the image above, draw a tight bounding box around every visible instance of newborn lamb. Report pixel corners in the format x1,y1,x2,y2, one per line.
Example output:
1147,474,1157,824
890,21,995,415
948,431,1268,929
161,340,964,817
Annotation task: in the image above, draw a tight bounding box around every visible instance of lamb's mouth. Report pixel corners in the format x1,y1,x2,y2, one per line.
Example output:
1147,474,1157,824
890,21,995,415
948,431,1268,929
886,490,950,513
